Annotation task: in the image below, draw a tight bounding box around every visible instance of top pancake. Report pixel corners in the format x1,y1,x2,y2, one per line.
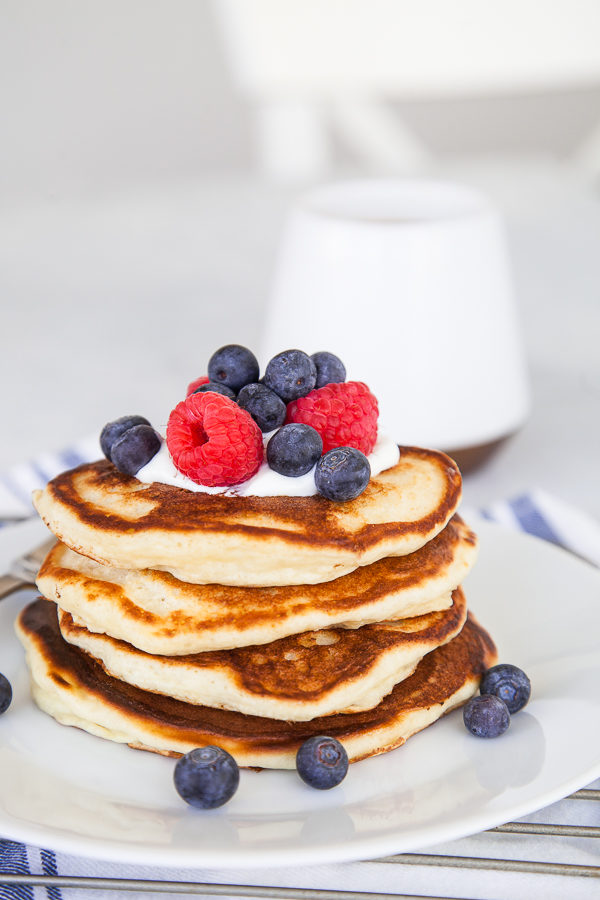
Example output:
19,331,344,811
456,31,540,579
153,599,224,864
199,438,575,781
32,447,462,586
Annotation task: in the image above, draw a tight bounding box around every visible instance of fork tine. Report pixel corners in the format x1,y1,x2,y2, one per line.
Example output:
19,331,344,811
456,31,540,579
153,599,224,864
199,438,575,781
22,537,56,565
9,537,56,583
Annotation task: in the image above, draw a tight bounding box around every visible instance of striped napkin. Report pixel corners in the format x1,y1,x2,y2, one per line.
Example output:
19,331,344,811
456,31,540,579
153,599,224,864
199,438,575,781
1,443,599,900
0,436,99,525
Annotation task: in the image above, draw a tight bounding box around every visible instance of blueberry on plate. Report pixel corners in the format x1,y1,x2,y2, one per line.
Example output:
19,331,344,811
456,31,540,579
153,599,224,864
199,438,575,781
174,746,240,809
463,694,510,738
110,424,161,477
311,351,346,388
193,381,236,400
237,383,287,432
267,423,323,477
100,415,151,461
208,345,260,393
315,447,371,501
296,735,349,790
0,673,12,715
480,663,531,714
263,350,317,403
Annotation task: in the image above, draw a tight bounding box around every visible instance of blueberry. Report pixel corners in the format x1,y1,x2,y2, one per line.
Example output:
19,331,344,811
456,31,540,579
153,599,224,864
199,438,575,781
0,673,12,715
110,424,161,476
237,383,287,432
174,746,240,809
296,735,348,790
267,424,322,477
315,447,371,501
100,415,151,461
480,664,531,714
311,351,346,388
193,381,236,400
208,345,259,393
263,350,317,403
463,694,510,738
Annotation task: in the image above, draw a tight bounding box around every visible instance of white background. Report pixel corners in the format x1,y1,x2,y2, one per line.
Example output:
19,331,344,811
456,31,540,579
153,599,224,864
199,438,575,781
1,1,599,519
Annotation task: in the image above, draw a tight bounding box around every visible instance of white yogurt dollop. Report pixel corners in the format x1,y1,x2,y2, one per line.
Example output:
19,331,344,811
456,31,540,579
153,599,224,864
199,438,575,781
136,430,399,498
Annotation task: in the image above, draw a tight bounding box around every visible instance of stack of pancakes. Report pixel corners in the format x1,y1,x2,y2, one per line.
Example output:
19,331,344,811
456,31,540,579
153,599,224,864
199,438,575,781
17,446,497,768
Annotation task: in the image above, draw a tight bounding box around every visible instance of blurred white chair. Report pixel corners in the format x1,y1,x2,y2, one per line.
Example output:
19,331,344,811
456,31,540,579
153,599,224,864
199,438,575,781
214,0,600,180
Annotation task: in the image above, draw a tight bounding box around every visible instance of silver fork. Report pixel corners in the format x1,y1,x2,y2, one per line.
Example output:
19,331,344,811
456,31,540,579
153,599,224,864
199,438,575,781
0,537,55,600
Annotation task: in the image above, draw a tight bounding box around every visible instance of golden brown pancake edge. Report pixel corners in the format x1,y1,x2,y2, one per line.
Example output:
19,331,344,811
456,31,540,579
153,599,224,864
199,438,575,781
16,598,497,768
36,515,477,653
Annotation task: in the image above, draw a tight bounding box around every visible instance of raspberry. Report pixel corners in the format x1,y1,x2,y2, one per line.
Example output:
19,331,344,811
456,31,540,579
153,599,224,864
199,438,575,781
186,375,210,396
167,393,264,487
286,381,378,456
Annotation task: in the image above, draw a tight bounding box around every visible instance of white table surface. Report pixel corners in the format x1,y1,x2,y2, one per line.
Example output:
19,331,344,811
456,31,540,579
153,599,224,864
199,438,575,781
1,159,599,520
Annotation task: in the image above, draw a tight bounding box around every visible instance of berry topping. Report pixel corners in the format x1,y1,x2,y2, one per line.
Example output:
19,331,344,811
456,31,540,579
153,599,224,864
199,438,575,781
166,392,263,487
287,381,378,455
193,381,236,400
315,447,371,501
480,664,531,714
463,694,510,738
296,736,348,790
174,746,240,809
263,349,317,403
267,423,323,477
0,673,12,715
100,415,151,461
111,424,162,476
237,383,286,433
311,351,346,388
208,344,259,393
186,375,210,396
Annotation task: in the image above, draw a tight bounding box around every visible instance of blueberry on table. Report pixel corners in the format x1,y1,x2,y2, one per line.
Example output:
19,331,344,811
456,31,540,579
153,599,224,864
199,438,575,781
296,736,349,790
0,673,12,715
315,447,371,501
263,350,317,403
100,415,151,461
111,424,161,476
311,351,346,388
463,694,510,738
208,345,260,393
174,746,240,809
237,383,287,432
480,664,531,714
193,381,236,400
267,423,323,477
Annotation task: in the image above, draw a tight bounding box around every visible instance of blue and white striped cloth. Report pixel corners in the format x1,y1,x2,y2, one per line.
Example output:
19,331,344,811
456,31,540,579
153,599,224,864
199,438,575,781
0,437,99,526
1,442,599,899
0,843,60,900
465,490,600,569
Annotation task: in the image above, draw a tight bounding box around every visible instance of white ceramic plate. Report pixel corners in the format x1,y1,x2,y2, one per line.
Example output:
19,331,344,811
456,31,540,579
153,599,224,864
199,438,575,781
0,517,599,868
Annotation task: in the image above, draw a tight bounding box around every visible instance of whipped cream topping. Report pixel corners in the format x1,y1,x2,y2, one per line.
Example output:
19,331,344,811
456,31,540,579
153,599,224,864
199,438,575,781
136,430,400,498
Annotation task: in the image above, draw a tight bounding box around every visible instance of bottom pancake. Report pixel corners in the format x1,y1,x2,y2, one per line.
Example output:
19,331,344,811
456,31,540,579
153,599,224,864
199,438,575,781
16,598,497,769
55,589,468,721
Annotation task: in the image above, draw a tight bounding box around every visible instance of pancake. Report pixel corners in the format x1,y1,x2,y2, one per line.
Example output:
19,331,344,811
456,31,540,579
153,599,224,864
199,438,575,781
37,516,477,654
32,447,462,586
16,599,496,768
56,588,467,720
